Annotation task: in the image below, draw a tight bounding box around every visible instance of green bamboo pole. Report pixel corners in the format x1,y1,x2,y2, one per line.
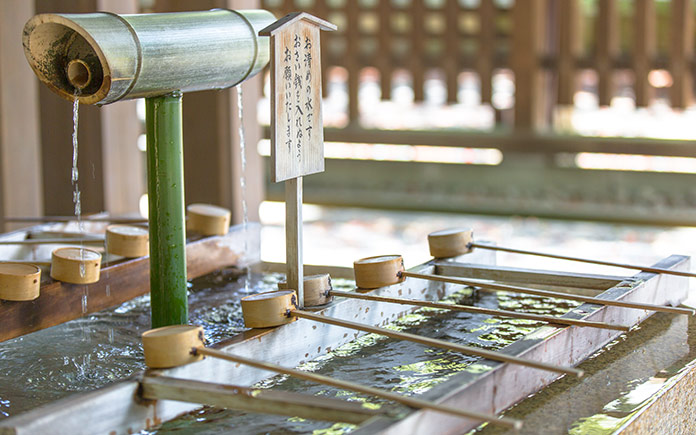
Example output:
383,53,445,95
145,91,188,328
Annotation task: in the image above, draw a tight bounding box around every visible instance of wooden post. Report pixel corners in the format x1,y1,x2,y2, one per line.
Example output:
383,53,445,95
669,0,693,109
285,176,303,305
411,0,426,103
596,0,619,107
634,0,655,108
477,0,495,105
378,0,393,100
557,0,580,106
260,13,336,308
511,0,548,130
444,0,460,104
0,0,43,231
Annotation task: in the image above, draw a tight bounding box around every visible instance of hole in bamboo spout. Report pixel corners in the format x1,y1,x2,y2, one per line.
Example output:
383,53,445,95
66,59,91,89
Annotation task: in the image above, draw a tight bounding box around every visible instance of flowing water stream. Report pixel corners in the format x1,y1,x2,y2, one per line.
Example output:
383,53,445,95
235,84,250,294
71,96,86,279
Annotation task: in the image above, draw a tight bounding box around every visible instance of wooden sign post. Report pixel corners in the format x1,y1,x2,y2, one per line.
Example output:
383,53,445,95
260,13,336,308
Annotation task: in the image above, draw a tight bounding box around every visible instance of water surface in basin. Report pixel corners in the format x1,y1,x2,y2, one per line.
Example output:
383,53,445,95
145,287,579,434
0,268,276,419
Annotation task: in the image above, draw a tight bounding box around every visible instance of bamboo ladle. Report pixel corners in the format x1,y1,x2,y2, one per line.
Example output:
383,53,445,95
279,273,631,332
428,228,696,279
351,254,693,316
240,290,582,377
141,325,523,429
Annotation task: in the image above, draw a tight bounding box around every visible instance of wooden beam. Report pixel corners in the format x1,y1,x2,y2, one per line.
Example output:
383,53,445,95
319,126,696,158
0,0,44,231
0,223,260,343
140,376,382,424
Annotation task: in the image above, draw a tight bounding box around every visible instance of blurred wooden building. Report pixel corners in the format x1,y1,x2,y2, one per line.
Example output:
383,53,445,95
1,0,695,229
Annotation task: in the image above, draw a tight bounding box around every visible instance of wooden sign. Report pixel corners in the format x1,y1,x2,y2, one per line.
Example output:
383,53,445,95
260,13,337,183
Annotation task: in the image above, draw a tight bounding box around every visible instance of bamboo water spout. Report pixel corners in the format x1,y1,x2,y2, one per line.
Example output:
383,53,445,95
22,9,275,328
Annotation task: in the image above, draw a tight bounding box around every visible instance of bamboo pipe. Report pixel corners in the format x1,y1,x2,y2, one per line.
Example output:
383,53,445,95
400,271,695,316
329,290,631,332
23,10,274,105
193,347,523,429
291,310,582,377
241,291,583,377
468,242,696,279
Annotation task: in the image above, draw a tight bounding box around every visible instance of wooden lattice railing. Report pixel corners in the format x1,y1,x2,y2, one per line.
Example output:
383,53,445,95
262,0,694,130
